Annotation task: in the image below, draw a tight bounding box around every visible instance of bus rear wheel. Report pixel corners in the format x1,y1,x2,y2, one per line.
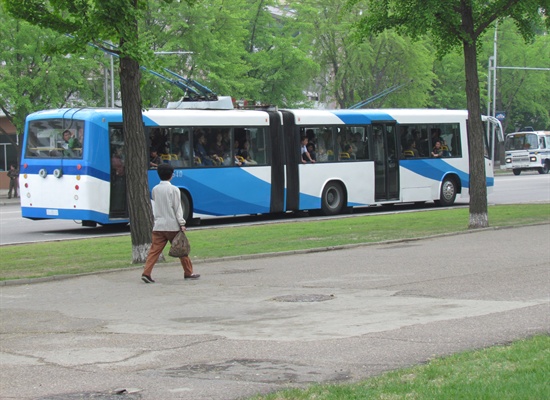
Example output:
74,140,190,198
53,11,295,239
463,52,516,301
321,182,345,215
436,177,457,207
180,191,192,222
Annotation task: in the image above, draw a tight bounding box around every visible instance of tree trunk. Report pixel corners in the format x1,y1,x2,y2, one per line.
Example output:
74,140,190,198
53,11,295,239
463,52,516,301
119,55,154,262
462,6,489,229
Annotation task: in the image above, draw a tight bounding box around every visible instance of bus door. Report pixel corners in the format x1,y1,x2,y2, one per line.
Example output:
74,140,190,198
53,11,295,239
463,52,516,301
108,125,128,218
372,123,399,202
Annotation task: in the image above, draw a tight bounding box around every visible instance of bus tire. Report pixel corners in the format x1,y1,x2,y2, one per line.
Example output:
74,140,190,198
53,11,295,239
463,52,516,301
512,169,521,175
538,162,549,174
321,182,345,215
436,177,457,207
180,191,192,222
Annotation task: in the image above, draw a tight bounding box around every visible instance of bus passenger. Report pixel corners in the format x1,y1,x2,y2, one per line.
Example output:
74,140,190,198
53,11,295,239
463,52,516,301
404,140,419,158
301,136,316,163
194,132,214,166
431,141,443,158
342,143,356,160
60,129,81,157
150,149,162,168
209,132,225,165
307,142,317,161
210,133,225,158
239,140,257,165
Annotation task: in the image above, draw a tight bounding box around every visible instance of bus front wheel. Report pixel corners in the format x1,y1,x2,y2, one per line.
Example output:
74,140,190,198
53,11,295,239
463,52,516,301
512,169,521,175
538,162,549,174
321,182,345,215
436,178,457,207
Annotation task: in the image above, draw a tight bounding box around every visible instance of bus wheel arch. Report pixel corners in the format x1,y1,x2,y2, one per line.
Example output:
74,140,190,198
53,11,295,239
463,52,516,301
320,180,346,215
435,174,459,206
179,189,193,222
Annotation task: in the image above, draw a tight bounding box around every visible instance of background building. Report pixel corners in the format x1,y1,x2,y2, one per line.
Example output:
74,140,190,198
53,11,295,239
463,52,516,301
0,110,19,189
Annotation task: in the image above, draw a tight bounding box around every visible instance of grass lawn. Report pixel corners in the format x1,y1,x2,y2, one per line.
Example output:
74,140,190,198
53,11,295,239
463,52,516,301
248,335,550,400
1,204,549,281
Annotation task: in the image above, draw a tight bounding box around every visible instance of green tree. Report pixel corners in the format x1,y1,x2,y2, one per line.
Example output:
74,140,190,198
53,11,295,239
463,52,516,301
244,0,319,106
138,0,318,108
2,0,194,262
349,0,550,228
138,0,253,107
430,51,468,109
488,20,550,132
0,4,104,156
296,0,436,109
431,20,550,133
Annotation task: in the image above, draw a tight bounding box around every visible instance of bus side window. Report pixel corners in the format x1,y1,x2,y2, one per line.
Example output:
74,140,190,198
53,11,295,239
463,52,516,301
250,127,268,165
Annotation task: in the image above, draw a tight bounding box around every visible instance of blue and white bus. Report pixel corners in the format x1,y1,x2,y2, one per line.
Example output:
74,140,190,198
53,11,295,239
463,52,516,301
19,108,500,226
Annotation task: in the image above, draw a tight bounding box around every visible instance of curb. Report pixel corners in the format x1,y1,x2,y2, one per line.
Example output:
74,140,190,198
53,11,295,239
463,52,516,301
2,223,545,287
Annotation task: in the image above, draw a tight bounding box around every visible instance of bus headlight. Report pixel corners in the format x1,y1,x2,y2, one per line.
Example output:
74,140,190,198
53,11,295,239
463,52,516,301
505,157,512,163
530,156,537,162
53,169,63,178
39,169,48,178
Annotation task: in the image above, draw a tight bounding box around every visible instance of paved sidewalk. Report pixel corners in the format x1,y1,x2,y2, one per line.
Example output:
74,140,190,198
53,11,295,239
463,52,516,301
1,224,549,399
0,188,20,206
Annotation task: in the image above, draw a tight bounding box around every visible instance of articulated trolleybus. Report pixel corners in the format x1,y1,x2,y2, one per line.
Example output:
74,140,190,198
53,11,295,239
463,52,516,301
20,108,500,226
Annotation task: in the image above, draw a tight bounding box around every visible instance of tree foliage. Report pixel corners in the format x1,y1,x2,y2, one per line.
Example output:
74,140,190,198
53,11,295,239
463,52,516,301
296,0,436,108
348,0,549,229
139,0,253,107
242,1,319,106
429,19,550,131
137,0,319,108
488,20,550,132
0,3,104,138
1,0,195,263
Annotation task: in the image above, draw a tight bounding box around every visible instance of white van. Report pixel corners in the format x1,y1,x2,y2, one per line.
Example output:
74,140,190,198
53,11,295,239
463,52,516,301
504,130,550,175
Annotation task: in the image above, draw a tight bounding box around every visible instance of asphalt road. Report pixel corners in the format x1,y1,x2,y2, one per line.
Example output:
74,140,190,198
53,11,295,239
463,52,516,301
1,224,548,399
1,173,549,246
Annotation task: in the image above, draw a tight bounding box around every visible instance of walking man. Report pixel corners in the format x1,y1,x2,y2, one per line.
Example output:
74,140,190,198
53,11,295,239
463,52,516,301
7,164,19,199
141,163,200,283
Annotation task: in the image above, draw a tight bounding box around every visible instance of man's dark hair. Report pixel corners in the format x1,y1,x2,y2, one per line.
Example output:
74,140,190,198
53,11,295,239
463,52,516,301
157,163,174,180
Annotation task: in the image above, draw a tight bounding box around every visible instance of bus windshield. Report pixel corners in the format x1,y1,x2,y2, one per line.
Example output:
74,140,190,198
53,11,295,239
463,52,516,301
504,133,538,151
25,119,85,159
